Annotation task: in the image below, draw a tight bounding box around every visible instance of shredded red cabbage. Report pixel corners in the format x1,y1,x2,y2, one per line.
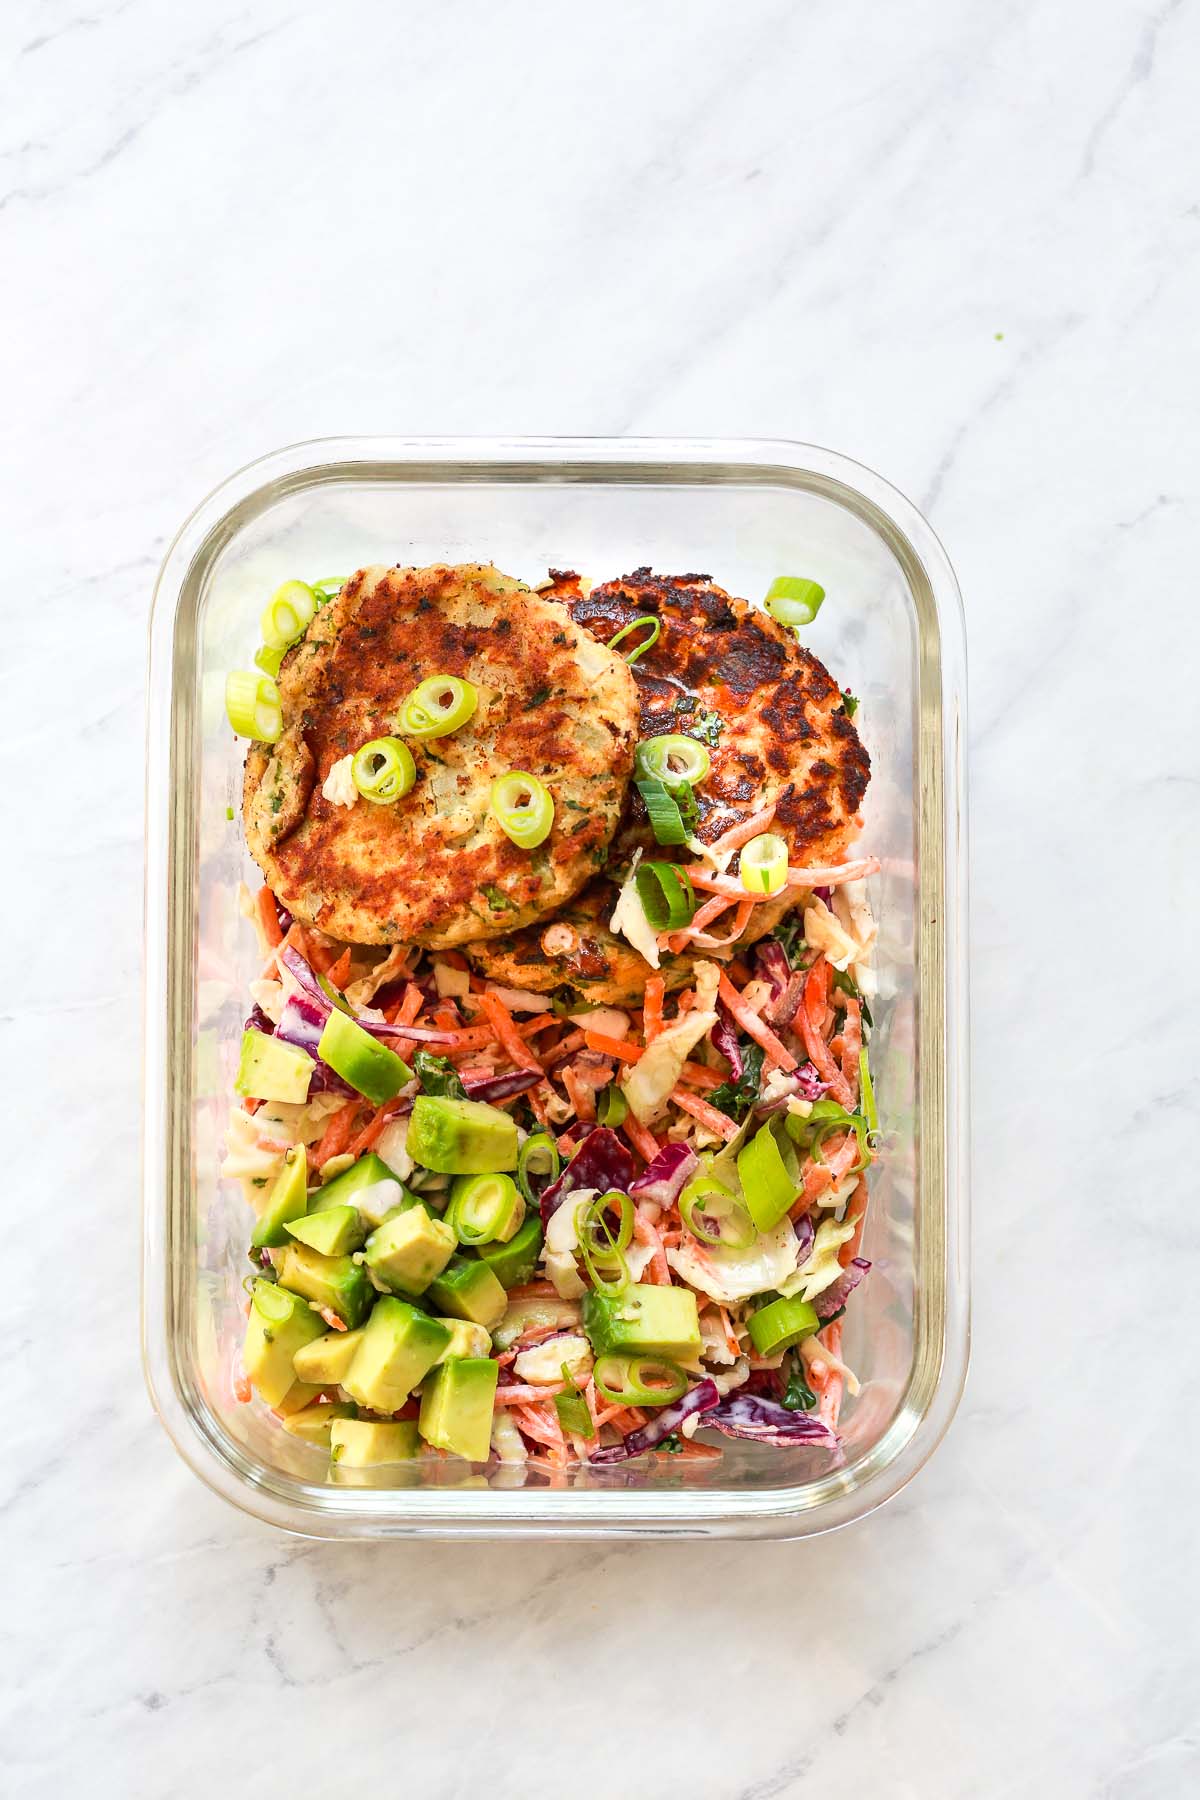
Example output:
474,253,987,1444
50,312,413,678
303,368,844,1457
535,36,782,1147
539,1126,636,1225
266,990,356,1096
753,939,792,998
813,885,833,906
767,972,806,1031
699,1393,842,1454
460,1067,541,1102
588,1379,720,1463
814,1257,871,1318
792,1212,815,1265
628,1143,697,1207
711,1003,743,1080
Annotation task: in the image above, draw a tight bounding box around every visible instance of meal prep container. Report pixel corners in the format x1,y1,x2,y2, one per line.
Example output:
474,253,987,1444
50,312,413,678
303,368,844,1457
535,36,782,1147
143,436,969,1540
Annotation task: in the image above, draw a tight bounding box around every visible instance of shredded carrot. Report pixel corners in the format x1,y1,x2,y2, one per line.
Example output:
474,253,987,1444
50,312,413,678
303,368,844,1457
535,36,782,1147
670,1086,740,1142
839,1173,869,1266
439,950,469,971
304,934,341,976
717,1305,740,1360
514,1402,567,1467
840,996,863,1098
233,1373,252,1404
622,1112,663,1163
255,886,284,949
312,1099,361,1168
633,1208,671,1284
325,947,353,989
495,1383,568,1406
705,803,778,858
561,1065,596,1123
528,1082,552,1129
817,1320,845,1429
642,975,666,1043
349,1103,405,1157
663,892,735,952
505,1280,560,1301
727,958,752,986
677,1060,725,1092
583,1029,641,1064
717,973,797,1072
799,961,855,1105
479,990,543,1072
396,983,424,1028
671,1439,722,1461
317,1306,348,1332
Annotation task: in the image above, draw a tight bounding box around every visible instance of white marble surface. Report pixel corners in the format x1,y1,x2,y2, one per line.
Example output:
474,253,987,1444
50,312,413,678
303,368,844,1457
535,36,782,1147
4,0,1198,1794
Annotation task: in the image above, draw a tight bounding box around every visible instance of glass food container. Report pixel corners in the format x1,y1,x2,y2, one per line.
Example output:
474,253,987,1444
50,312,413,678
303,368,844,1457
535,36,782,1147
143,436,969,1540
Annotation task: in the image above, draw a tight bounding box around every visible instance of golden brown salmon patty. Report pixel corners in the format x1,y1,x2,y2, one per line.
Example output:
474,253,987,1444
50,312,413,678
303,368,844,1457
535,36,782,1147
464,569,869,999
242,564,639,949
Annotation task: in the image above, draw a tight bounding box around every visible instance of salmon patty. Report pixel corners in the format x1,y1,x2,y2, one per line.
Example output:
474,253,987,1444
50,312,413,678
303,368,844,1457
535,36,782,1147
242,564,640,949
464,569,869,1000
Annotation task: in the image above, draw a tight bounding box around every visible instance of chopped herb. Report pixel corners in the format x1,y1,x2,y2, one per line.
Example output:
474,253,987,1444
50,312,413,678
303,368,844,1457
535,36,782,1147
708,1041,766,1119
413,1050,466,1101
774,918,807,961
481,884,517,912
659,1432,684,1454
782,1353,818,1411
270,792,283,814
251,1177,267,1189
841,689,859,718
528,686,552,706
673,696,724,746
225,805,234,821
832,968,872,1029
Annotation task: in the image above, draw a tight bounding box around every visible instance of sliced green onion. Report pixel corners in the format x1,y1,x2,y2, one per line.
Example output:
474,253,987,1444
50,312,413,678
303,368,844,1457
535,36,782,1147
635,776,688,846
311,576,346,603
225,670,282,743
736,1119,800,1232
789,1098,873,1174
254,643,285,678
490,771,554,848
399,674,479,740
447,1172,525,1247
764,576,826,628
739,832,789,896
351,737,416,804
597,1085,628,1128
607,615,661,664
578,1190,633,1295
636,735,711,788
261,580,318,650
859,1048,878,1137
841,689,859,719
517,1132,560,1205
634,860,696,931
748,1294,820,1357
555,1376,595,1438
593,1354,688,1407
783,1351,818,1411
678,1175,758,1250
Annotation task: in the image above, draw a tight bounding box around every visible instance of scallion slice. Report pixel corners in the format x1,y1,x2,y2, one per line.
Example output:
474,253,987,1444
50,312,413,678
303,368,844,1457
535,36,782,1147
635,776,688,846
764,576,826,628
225,670,283,743
593,1354,688,1407
261,580,318,650
517,1132,560,1205
490,771,554,848
635,735,711,788
351,737,416,804
747,1294,820,1357
578,1190,633,1295
678,1175,758,1250
736,1119,801,1232
254,643,285,679
555,1375,595,1438
607,615,661,664
859,1048,878,1137
739,831,789,895
634,860,696,931
311,576,346,603
447,1172,525,1246
597,1084,628,1128
399,674,479,740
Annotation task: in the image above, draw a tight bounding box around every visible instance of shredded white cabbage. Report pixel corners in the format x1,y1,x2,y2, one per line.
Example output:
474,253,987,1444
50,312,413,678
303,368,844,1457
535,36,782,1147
344,946,410,1009
540,1190,595,1298
609,851,660,969
619,960,720,1124
248,978,285,1025
778,1216,857,1302
373,1116,415,1180
513,1333,593,1385
666,1216,801,1302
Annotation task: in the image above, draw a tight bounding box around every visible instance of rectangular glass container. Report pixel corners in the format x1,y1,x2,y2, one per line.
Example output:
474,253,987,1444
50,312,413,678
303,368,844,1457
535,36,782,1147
142,436,969,1539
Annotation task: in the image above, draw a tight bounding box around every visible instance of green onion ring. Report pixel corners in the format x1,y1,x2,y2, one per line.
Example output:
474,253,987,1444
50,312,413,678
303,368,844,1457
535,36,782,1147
763,576,826,628
634,860,696,931
739,832,789,896
635,735,711,787
261,580,318,650
490,771,555,848
516,1132,561,1205
225,670,282,743
635,776,689,845
606,615,661,664
593,1354,688,1407
351,737,416,804
447,1172,523,1246
398,674,479,740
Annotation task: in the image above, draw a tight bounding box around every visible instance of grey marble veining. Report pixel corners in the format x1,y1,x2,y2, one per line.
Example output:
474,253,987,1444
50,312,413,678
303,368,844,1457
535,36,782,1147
3,1,1198,1795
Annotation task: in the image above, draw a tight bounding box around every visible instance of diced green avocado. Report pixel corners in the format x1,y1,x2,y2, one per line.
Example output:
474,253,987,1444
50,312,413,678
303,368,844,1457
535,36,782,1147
282,1400,356,1444
310,1150,405,1220
425,1255,508,1331
364,1207,456,1296
243,1280,326,1407
250,1145,309,1249
419,1357,499,1461
235,1028,314,1104
407,1095,519,1174
274,1379,325,1416
277,1242,372,1329
582,1286,702,1363
285,1204,366,1256
476,1215,544,1289
434,1319,492,1363
329,1417,421,1466
317,1008,412,1106
292,1324,366,1386
342,1297,451,1412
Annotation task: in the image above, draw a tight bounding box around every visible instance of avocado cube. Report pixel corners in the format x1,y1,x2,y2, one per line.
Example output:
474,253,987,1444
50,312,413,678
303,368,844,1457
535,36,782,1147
582,1286,702,1363
282,1400,356,1445
243,1280,326,1407
292,1325,366,1386
235,1028,314,1104
285,1204,366,1257
364,1207,456,1296
425,1255,508,1331
407,1095,519,1174
329,1417,421,1467
250,1145,309,1249
419,1358,499,1462
318,1008,412,1106
277,1242,372,1329
342,1298,451,1413
274,1379,326,1417
433,1319,492,1363
310,1150,415,1228
476,1215,544,1289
